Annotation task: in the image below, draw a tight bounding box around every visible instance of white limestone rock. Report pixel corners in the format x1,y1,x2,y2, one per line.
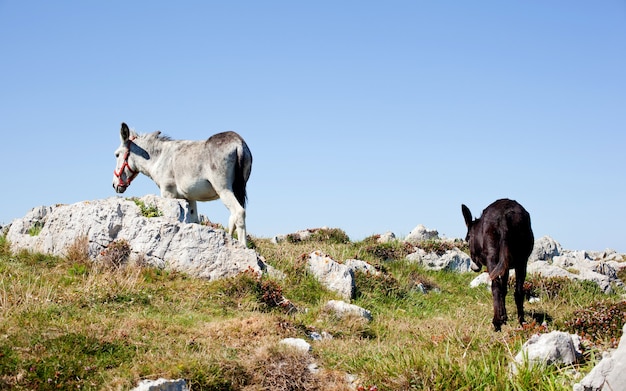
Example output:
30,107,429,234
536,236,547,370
131,378,188,391
307,251,355,300
344,259,379,276
324,300,372,322
530,236,563,262
510,331,581,375
280,338,312,353
6,196,270,280
407,248,473,273
377,231,396,243
469,272,492,288
405,224,439,243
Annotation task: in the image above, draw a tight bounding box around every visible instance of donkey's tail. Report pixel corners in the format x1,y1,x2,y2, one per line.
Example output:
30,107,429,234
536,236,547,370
489,237,511,280
233,143,251,208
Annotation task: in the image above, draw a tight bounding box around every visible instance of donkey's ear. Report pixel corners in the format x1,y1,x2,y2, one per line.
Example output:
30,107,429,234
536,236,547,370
461,204,473,227
120,122,130,142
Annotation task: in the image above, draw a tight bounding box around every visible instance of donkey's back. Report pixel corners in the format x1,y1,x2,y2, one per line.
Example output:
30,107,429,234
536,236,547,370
479,199,533,277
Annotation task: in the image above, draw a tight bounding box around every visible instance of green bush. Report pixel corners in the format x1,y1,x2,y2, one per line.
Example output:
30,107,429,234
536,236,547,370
28,221,44,236
131,198,163,218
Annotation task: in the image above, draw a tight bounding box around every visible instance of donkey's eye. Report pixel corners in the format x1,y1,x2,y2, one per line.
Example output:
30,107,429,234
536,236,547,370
115,152,120,158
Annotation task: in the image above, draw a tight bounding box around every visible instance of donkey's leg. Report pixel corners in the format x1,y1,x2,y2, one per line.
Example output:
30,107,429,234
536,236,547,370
491,270,509,331
218,190,247,247
491,277,504,331
514,265,527,326
187,200,199,223
501,269,509,325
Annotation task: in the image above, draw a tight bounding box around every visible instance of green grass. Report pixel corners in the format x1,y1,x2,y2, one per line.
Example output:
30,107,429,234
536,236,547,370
130,197,163,218
27,221,43,236
0,234,623,390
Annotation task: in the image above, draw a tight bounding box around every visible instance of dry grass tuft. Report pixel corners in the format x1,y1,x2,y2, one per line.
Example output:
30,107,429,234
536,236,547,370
64,235,90,264
202,315,282,351
247,345,319,391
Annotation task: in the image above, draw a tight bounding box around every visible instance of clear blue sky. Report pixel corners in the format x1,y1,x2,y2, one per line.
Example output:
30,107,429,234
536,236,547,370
1,1,625,252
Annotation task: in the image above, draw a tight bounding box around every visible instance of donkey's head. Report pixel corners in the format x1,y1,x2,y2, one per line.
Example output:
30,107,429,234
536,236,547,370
112,122,139,193
462,204,484,272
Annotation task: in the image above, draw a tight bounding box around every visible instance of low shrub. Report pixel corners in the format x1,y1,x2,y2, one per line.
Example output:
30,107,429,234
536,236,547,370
362,241,414,262
415,239,464,256
310,228,350,244
219,269,292,313
565,300,626,347
99,239,131,268
255,278,286,309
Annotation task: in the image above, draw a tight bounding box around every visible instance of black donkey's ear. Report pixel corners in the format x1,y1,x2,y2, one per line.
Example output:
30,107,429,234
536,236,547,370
461,204,473,228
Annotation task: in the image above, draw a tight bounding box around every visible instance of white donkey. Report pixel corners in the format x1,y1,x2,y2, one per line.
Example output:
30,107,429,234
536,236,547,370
112,122,252,246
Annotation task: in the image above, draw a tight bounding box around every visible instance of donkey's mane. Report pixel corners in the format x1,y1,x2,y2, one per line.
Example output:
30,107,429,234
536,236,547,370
136,130,173,142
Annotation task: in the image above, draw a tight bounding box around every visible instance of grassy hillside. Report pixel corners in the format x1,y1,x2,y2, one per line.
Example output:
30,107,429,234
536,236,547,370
0,231,624,391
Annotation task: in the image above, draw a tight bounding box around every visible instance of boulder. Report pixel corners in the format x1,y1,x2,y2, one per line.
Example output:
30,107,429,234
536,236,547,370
131,378,188,391
6,196,270,280
510,331,581,375
407,248,473,273
324,300,372,322
307,251,355,300
530,236,563,262
377,231,396,243
574,324,626,391
344,259,379,276
280,338,312,353
405,224,439,243
308,331,333,341
469,272,492,288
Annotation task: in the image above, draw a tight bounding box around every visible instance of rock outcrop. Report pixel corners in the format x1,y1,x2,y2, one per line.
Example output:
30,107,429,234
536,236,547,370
6,196,270,280
527,236,624,294
406,248,474,272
